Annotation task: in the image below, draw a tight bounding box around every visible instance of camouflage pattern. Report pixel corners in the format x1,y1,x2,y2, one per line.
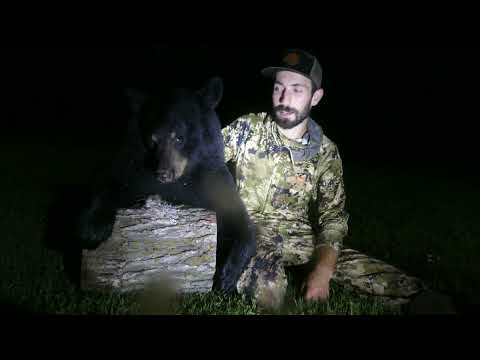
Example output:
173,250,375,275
235,223,426,309
235,220,312,310
333,248,427,306
222,112,348,252
222,113,426,309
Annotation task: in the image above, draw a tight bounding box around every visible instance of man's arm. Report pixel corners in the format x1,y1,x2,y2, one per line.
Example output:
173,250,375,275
304,245,338,301
221,116,254,164
304,142,349,301
222,120,239,164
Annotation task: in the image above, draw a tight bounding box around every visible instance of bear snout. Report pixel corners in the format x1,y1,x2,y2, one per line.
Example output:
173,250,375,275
155,169,175,183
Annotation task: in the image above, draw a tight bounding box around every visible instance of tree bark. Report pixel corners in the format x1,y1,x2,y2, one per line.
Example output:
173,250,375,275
81,196,217,294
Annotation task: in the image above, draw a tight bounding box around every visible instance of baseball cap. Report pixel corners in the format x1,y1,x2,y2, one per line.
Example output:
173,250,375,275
261,48,323,89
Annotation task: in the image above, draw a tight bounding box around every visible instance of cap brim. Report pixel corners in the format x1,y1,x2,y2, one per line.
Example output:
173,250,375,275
261,66,316,85
261,67,282,78
261,66,300,78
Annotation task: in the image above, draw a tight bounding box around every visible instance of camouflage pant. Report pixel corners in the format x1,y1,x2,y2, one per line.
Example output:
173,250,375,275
236,222,427,309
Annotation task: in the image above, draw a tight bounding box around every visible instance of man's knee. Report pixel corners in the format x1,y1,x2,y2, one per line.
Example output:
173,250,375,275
236,255,288,310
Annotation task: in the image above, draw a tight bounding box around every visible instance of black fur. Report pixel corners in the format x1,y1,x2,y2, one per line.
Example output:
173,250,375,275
77,77,255,294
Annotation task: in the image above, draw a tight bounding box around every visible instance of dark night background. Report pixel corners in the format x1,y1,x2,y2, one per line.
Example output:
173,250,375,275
1,45,479,175
1,44,480,314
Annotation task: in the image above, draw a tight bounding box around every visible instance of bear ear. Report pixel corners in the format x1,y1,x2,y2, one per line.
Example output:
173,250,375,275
125,88,146,114
198,76,223,110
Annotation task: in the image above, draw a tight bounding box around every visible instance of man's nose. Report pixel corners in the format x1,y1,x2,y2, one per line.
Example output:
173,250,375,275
279,89,290,104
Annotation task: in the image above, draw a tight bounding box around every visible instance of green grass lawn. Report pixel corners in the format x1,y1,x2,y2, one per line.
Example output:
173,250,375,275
1,134,478,315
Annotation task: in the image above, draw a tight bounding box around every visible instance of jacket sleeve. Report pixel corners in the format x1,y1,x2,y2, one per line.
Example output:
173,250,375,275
221,115,253,163
313,143,349,253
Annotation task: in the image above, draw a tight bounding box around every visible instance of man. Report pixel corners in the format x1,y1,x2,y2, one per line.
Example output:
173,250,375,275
222,48,453,313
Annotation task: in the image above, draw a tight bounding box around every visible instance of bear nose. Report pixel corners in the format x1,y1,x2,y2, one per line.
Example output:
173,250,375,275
156,170,173,183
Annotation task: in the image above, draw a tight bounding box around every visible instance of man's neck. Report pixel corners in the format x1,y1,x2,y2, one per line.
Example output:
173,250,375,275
276,118,309,140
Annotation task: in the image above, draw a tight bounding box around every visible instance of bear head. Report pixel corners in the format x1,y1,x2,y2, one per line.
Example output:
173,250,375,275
129,77,226,183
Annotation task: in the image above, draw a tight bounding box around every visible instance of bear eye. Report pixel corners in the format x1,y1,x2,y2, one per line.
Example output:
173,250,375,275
175,135,184,144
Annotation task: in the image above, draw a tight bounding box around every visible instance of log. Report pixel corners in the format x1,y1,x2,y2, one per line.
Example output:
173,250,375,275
80,196,217,295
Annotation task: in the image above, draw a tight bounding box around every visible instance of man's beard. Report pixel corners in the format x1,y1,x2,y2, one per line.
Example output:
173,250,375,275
272,104,311,129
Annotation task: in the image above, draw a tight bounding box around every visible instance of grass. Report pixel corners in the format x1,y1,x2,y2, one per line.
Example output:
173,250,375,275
343,164,480,303
1,133,478,315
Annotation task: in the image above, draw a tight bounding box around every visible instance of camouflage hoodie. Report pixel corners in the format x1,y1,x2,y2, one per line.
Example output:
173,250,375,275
222,112,348,252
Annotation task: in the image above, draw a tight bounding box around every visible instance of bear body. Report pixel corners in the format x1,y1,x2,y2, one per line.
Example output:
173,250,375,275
77,77,255,293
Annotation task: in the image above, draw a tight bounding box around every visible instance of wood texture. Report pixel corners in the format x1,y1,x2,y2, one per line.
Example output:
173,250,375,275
81,196,217,294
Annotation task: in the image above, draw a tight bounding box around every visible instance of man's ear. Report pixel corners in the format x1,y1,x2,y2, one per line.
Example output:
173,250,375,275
198,76,224,110
311,88,324,107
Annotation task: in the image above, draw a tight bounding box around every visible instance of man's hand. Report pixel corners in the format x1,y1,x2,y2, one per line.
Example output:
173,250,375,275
304,266,333,301
303,246,338,302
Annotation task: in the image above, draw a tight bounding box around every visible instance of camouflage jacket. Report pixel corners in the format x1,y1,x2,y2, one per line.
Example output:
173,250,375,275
222,113,348,252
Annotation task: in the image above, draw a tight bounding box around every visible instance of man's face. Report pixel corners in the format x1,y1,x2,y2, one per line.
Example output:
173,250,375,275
272,70,323,129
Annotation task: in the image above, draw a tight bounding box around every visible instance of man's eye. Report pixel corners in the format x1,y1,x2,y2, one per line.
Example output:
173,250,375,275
294,88,303,93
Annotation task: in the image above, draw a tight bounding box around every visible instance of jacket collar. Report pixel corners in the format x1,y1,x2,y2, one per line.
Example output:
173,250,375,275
268,116,324,162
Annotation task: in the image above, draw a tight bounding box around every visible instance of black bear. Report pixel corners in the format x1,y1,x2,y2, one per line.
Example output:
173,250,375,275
77,77,255,293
